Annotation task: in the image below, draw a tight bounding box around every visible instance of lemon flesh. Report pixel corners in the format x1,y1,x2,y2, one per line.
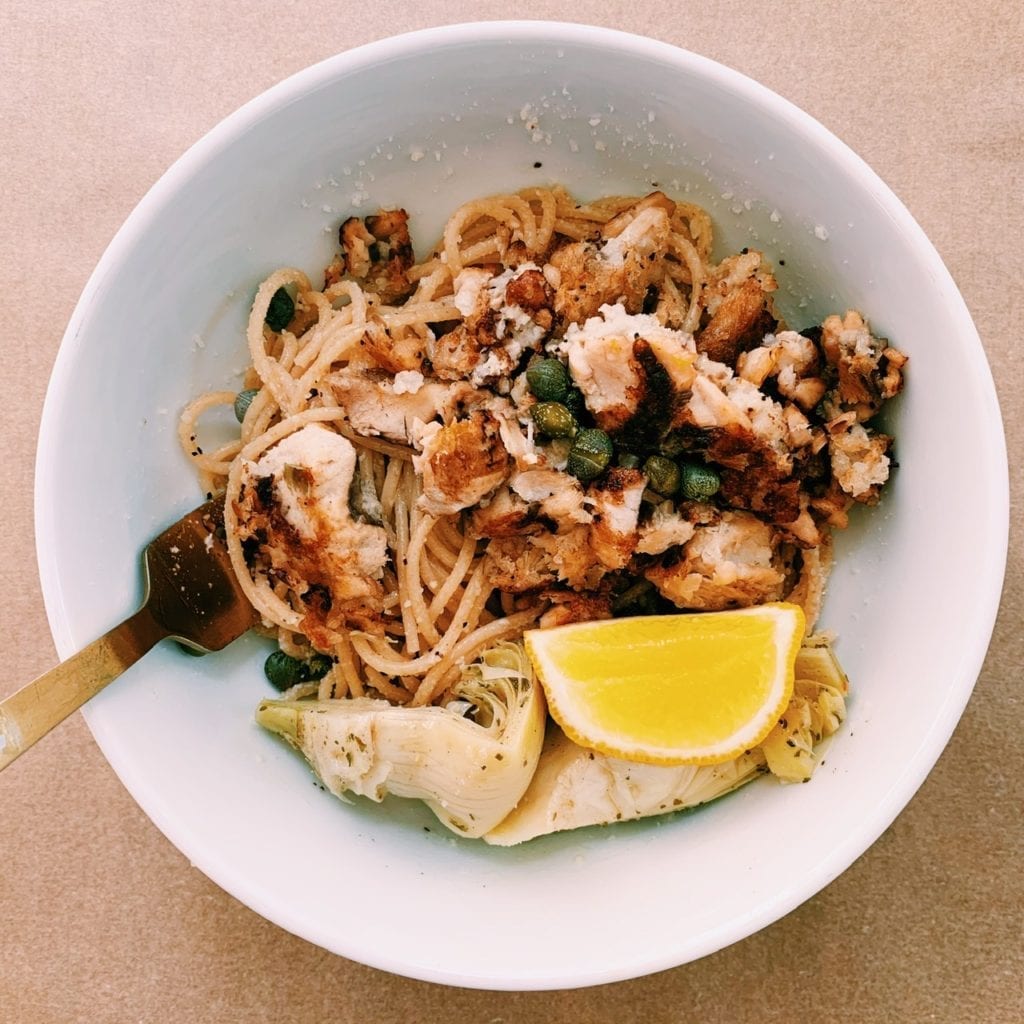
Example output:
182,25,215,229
524,603,805,766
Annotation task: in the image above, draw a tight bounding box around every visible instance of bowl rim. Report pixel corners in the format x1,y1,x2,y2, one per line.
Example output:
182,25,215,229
34,20,1009,989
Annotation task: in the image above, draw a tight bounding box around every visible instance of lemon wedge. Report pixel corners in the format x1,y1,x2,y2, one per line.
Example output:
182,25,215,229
524,603,805,766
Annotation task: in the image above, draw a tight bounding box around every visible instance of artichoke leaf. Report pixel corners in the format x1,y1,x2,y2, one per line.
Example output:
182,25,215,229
484,724,766,846
256,643,546,838
760,637,848,783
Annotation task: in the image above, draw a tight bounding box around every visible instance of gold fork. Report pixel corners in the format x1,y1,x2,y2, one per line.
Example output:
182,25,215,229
0,500,257,771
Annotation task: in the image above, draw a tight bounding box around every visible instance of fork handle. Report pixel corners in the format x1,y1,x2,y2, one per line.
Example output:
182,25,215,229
0,606,168,772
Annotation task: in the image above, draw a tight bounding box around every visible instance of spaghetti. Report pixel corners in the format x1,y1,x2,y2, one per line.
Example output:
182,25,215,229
181,185,904,719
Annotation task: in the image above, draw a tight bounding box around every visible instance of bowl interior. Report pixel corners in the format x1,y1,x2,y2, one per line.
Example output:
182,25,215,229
35,23,1007,989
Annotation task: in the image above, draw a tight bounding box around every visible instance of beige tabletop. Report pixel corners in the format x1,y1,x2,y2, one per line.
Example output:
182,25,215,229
2,2,1021,1021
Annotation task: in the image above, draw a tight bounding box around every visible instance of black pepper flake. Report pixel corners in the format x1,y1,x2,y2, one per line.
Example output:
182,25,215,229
533,161,543,168
779,259,786,266
786,739,796,748
206,492,213,500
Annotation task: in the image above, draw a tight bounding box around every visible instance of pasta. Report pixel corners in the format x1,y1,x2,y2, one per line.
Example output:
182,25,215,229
181,185,905,733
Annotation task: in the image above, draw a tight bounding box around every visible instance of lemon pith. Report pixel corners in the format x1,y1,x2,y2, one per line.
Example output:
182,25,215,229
524,603,805,766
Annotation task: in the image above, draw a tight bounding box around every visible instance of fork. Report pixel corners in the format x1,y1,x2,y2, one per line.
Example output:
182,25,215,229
0,500,257,772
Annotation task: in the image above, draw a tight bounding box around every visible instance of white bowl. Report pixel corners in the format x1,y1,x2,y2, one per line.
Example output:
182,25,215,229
35,22,1007,989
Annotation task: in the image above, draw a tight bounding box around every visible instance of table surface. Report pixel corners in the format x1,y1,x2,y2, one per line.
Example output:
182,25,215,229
2,2,1021,1021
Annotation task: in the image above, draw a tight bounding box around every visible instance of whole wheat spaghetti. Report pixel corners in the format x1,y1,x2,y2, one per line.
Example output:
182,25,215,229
181,184,903,721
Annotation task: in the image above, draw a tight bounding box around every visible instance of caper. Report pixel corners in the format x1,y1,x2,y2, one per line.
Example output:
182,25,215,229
531,401,577,439
526,358,570,402
643,455,681,497
567,428,614,482
264,650,305,691
617,452,641,470
265,286,295,331
264,649,333,691
234,388,259,423
611,578,655,615
680,462,721,501
563,387,587,420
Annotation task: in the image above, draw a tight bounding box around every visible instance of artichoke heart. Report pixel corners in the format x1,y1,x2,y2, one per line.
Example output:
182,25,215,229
760,635,848,783
485,637,850,846
485,726,765,846
255,643,546,838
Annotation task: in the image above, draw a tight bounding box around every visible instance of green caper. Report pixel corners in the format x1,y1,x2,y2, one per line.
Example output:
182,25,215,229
526,358,570,402
617,452,641,470
611,578,655,615
265,286,295,331
567,428,614,482
563,387,587,420
643,455,681,497
680,462,721,501
264,650,305,691
264,650,333,691
234,388,259,423
531,402,577,439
